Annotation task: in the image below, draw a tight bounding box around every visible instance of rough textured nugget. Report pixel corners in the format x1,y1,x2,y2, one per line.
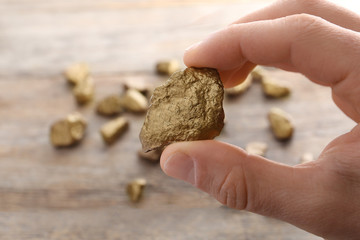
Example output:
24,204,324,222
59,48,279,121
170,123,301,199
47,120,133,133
225,74,252,97
156,60,180,76
96,95,123,116
50,113,87,147
246,141,268,157
100,117,129,145
64,63,89,86
127,178,147,203
73,76,95,104
268,108,294,140
140,67,225,152
251,67,264,82
262,77,291,98
121,89,148,113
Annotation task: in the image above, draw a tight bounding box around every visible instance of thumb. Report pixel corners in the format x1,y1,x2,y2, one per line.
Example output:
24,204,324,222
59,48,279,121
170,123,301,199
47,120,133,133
160,140,326,235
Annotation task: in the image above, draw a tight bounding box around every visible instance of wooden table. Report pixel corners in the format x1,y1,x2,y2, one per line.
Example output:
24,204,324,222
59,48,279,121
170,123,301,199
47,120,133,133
0,1,355,239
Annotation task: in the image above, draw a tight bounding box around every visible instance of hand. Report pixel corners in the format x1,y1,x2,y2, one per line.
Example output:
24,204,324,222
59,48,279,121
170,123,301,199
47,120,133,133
160,0,360,239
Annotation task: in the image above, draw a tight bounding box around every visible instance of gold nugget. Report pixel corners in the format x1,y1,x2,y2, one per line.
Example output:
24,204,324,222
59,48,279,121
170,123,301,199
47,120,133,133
100,117,129,145
268,108,294,140
120,89,148,113
50,113,87,147
64,63,89,86
225,74,252,97
96,95,123,116
262,77,291,98
126,178,147,203
73,76,95,104
138,149,162,162
156,60,180,76
246,142,268,157
251,67,264,82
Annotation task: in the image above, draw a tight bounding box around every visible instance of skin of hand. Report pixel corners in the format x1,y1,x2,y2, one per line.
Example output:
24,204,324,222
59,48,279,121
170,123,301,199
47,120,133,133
159,0,360,239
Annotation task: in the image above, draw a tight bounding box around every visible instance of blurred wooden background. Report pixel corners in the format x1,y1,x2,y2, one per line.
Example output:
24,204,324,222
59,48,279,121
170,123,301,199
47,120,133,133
0,0,357,239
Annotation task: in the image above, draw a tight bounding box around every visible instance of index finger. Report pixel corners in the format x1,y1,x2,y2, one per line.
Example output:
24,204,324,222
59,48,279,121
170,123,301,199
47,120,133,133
184,14,360,122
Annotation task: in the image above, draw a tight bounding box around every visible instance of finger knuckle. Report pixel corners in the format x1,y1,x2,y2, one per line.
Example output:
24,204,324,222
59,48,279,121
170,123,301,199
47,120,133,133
216,167,247,209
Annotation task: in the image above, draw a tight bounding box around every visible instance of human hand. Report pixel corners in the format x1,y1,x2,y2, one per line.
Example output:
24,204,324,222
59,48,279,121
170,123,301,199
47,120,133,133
160,0,360,239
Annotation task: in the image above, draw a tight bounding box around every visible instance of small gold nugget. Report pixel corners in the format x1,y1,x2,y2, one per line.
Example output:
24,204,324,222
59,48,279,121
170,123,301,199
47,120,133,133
300,152,314,164
246,141,268,157
156,60,180,76
50,113,87,147
127,178,147,203
225,74,252,97
137,149,162,162
262,77,291,98
96,95,123,116
251,67,264,82
73,76,95,104
64,63,89,86
100,117,129,145
121,89,148,113
268,108,294,140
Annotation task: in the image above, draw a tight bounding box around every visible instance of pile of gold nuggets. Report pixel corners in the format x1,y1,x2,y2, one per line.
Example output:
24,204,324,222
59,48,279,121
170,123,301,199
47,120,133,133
50,60,313,203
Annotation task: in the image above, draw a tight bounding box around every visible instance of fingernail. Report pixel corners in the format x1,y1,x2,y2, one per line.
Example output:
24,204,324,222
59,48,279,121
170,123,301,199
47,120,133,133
185,41,203,52
163,152,195,185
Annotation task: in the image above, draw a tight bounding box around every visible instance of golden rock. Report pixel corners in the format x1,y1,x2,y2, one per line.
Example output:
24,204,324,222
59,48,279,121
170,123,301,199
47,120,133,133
96,95,123,116
126,178,147,203
262,77,291,98
225,74,252,97
50,113,87,147
268,108,294,140
73,76,95,104
251,67,264,82
140,67,225,152
246,141,268,157
156,60,180,76
64,63,89,86
100,117,129,145
138,148,162,162
120,89,148,113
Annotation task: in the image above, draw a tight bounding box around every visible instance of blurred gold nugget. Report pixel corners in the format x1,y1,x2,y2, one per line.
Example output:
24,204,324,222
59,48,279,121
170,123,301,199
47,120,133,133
156,59,180,76
268,108,294,140
262,77,291,98
138,148,162,162
246,141,268,157
225,74,252,97
100,117,129,145
121,89,148,113
96,95,123,116
50,113,87,147
64,63,89,86
251,67,264,82
73,76,95,104
127,178,147,203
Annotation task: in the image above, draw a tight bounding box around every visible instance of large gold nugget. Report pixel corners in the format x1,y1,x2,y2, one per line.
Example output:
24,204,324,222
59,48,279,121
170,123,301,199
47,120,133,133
140,67,225,152
50,113,87,147
100,117,129,145
96,95,123,116
268,108,294,140
64,63,89,86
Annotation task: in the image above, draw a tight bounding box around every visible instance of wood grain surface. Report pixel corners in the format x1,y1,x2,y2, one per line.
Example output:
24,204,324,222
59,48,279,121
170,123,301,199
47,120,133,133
0,0,356,239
